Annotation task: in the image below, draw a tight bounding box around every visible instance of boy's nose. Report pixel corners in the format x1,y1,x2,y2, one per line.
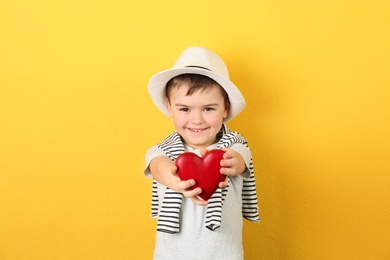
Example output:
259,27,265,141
190,111,204,124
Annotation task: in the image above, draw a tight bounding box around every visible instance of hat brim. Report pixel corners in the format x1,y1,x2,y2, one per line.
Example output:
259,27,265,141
148,67,245,122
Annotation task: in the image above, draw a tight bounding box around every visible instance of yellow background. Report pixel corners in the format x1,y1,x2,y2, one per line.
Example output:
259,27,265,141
1,0,389,259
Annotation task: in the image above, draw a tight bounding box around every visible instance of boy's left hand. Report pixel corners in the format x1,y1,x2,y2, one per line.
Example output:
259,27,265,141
220,148,246,177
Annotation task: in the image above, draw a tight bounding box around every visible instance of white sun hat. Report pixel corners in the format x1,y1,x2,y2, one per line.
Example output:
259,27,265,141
147,46,245,122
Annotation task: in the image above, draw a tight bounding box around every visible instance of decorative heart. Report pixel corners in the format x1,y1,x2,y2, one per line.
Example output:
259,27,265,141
175,149,226,201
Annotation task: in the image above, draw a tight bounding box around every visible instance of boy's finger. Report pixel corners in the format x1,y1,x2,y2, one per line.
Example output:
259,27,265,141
182,179,196,189
183,187,202,198
221,167,236,176
191,197,208,206
218,177,229,188
223,150,233,159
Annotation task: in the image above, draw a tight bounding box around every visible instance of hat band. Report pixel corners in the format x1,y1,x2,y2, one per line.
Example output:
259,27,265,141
185,65,211,71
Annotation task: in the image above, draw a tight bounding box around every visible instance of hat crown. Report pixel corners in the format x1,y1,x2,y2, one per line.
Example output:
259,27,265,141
173,47,230,79
148,46,245,122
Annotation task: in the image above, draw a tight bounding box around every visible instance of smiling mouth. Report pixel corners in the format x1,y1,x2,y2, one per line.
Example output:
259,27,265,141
188,128,208,133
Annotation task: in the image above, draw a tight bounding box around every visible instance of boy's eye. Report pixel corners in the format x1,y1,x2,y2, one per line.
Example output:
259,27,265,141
179,108,189,112
204,107,214,111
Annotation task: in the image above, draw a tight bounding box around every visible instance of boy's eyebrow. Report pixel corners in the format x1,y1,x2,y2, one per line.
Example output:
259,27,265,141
174,103,220,107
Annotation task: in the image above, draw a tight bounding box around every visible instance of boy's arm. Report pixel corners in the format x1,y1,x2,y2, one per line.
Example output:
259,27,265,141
149,156,178,190
149,155,208,206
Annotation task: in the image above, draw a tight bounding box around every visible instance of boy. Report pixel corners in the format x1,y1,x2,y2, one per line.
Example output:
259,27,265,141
145,47,259,259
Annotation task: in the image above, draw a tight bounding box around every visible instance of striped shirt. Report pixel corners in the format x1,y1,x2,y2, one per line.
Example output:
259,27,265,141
150,124,260,233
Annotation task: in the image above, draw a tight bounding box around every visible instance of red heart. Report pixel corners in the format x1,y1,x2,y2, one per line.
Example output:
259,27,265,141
175,149,226,201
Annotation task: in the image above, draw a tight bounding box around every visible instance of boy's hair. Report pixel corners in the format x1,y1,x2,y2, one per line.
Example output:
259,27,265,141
165,74,230,106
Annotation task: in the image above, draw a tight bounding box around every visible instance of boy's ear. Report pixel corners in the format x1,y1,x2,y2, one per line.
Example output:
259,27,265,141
223,101,231,119
165,99,173,117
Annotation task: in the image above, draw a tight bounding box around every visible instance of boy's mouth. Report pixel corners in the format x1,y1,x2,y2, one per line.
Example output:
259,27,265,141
188,127,208,133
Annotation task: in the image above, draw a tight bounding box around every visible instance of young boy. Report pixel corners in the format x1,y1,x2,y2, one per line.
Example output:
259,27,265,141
144,47,259,259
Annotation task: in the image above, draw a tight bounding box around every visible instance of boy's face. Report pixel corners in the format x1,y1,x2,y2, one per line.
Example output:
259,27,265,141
166,83,229,149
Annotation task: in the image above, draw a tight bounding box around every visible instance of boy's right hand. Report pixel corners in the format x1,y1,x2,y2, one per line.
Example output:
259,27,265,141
172,164,208,206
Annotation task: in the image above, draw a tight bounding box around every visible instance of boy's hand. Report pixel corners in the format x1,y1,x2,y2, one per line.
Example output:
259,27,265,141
171,147,244,206
150,156,208,206
171,164,208,206
220,148,246,177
